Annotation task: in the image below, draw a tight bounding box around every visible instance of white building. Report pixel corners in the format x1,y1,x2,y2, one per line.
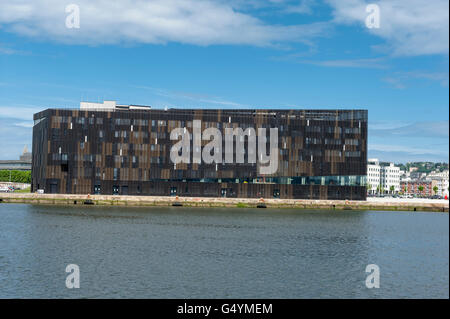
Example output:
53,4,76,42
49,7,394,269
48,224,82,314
367,158,381,194
366,159,400,194
381,163,401,193
428,169,449,180
427,169,449,197
399,169,409,179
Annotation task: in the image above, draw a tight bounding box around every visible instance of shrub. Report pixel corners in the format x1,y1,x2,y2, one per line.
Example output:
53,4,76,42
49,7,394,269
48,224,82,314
0,170,31,183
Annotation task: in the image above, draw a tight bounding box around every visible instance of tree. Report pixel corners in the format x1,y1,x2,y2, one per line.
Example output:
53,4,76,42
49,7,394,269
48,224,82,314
366,183,372,194
418,185,424,196
433,185,438,195
390,185,395,194
0,170,31,183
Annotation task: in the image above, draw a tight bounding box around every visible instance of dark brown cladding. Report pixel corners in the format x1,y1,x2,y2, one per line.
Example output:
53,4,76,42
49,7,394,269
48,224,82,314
32,108,368,200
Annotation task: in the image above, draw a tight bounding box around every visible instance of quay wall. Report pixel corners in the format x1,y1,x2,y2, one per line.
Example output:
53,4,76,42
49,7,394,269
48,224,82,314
0,193,448,212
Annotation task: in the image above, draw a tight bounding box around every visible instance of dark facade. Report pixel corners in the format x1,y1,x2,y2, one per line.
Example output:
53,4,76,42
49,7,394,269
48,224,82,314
32,107,367,199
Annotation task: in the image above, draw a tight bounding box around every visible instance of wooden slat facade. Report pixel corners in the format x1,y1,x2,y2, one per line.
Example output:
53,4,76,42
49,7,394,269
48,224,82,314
32,108,368,200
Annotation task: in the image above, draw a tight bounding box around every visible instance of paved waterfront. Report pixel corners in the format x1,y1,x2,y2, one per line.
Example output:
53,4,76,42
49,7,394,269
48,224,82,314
367,197,449,205
1,193,448,212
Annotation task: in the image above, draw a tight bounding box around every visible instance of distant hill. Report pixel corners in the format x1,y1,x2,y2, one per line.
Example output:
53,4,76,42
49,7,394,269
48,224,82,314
396,162,448,174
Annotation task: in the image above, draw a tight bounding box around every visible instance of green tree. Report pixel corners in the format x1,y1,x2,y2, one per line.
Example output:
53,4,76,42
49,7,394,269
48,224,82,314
418,185,424,196
433,185,438,195
0,170,31,183
389,185,395,194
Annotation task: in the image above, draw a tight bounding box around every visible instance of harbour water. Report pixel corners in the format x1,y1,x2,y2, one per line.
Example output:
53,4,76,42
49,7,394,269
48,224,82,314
0,204,448,298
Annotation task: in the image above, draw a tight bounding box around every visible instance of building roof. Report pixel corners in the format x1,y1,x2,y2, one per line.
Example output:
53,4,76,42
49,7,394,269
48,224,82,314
0,145,32,170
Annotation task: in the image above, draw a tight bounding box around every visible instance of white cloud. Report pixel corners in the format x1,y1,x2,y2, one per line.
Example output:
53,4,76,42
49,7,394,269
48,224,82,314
368,147,449,163
382,76,406,89
0,118,32,160
369,120,449,139
0,105,42,121
0,46,16,55
295,57,387,68
133,85,248,107
1,0,447,57
220,0,316,15
368,120,449,162
369,120,413,130
327,0,449,56
282,0,316,15
13,121,34,128
0,42,31,55
383,71,449,88
369,143,448,156
0,0,328,47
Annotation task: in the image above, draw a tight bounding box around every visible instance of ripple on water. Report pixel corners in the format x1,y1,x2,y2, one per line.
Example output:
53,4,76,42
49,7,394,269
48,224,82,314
0,204,448,298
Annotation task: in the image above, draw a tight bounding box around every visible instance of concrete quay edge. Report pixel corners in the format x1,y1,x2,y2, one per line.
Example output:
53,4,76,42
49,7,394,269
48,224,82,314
0,193,448,212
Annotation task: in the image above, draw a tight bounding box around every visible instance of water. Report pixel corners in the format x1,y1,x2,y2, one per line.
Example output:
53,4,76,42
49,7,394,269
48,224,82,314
0,204,448,298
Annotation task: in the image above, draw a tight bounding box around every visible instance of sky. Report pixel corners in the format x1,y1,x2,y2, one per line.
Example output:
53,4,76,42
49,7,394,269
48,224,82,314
0,0,448,163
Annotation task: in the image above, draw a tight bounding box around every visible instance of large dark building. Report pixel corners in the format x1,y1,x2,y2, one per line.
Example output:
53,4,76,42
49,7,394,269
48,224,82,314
32,101,367,199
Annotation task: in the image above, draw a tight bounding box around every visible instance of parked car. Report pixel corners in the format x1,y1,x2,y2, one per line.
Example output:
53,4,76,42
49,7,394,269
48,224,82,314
0,186,11,192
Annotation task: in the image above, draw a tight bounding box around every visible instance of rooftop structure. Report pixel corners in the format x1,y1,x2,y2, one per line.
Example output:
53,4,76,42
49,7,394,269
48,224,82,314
80,100,151,111
0,146,32,171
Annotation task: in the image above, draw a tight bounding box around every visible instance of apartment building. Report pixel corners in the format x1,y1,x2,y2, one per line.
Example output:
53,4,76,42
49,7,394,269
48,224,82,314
401,179,439,197
367,159,400,194
427,169,449,197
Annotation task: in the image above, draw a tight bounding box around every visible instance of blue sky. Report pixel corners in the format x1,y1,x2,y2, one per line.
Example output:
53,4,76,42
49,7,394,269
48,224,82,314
0,0,448,163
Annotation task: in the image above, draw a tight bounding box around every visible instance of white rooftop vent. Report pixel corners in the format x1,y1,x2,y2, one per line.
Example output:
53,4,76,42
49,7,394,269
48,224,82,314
80,100,116,110
80,100,151,111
